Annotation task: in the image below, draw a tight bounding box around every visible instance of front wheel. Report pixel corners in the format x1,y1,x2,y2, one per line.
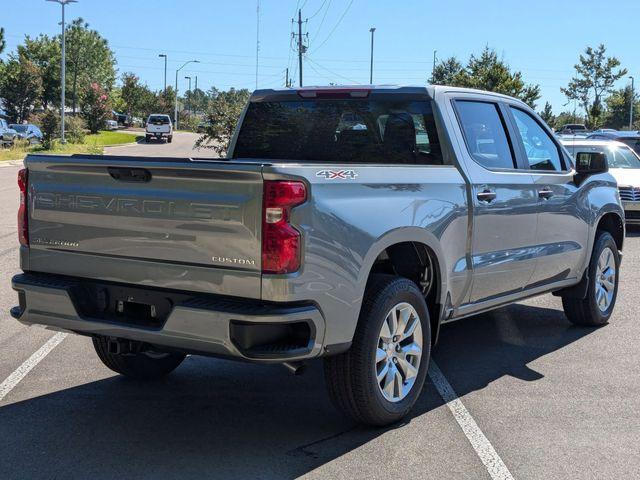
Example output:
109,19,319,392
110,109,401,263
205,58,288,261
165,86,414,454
167,135,173,143
324,275,431,426
93,336,185,380
562,231,620,326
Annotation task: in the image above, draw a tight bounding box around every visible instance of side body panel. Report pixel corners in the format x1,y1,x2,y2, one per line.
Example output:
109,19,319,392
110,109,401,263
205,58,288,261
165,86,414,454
260,163,470,348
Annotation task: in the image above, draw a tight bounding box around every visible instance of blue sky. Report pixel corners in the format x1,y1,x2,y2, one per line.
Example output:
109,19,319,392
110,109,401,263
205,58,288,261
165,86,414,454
2,0,638,113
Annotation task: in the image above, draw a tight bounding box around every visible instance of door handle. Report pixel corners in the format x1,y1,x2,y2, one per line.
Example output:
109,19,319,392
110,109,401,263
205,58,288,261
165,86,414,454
538,187,554,200
476,189,497,203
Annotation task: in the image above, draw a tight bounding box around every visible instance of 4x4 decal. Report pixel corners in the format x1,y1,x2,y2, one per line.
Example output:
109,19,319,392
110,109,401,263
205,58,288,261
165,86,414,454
315,169,358,180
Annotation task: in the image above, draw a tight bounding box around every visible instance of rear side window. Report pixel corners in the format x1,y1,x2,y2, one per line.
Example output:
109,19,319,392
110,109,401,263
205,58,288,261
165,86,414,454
233,98,443,164
510,108,563,171
621,138,640,155
455,101,515,169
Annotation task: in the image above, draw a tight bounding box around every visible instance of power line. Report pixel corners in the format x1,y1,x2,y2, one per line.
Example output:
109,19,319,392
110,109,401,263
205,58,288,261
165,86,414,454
306,56,361,84
310,0,332,43
310,0,354,53
308,0,328,19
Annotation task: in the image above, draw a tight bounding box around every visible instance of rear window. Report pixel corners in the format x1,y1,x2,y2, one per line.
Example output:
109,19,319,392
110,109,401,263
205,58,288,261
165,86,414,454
232,98,443,164
148,115,170,124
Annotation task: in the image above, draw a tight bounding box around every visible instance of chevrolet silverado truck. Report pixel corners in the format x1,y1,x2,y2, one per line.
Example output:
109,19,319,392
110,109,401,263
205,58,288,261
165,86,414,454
11,86,624,426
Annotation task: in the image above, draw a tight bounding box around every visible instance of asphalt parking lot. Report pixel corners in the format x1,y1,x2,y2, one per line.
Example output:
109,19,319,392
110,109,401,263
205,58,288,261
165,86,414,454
105,130,220,158
0,158,639,479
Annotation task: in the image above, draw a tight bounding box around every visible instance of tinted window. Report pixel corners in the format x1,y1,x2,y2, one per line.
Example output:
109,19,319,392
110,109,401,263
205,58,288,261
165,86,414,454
620,138,640,155
455,101,515,169
10,125,27,132
148,115,170,124
511,108,563,171
233,98,443,164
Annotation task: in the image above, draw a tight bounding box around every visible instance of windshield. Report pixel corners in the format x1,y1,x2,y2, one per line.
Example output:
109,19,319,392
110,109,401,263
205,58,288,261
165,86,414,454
567,144,640,169
10,125,27,132
233,98,443,164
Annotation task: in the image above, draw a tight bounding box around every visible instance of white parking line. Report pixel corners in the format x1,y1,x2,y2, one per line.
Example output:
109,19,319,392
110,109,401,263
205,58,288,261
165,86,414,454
0,332,67,402
429,361,515,480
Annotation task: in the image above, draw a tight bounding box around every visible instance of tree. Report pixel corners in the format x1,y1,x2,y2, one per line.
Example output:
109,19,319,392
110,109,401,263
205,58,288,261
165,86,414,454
561,44,627,129
65,18,116,113
430,57,464,86
604,86,639,130
0,55,43,122
81,82,111,133
429,47,540,107
539,102,555,128
195,88,251,156
17,34,61,109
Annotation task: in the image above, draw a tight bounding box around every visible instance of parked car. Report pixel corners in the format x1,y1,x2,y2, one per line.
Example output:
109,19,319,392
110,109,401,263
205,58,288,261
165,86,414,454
9,124,43,144
587,130,640,156
114,112,132,127
104,119,118,131
556,123,589,135
145,114,173,142
563,138,640,224
11,86,624,426
196,121,211,133
0,119,17,146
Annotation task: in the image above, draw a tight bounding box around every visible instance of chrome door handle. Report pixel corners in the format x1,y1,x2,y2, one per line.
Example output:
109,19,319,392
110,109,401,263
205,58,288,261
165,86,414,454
476,189,497,203
538,187,554,200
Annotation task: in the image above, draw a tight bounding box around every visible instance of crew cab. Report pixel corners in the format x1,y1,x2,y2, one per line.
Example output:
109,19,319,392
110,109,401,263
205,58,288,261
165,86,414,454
145,114,173,143
11,86,624,426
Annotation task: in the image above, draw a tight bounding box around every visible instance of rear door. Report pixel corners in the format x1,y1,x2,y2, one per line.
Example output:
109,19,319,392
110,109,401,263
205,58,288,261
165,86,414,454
506,106,588,287
448,95,539,303
26,155,264,298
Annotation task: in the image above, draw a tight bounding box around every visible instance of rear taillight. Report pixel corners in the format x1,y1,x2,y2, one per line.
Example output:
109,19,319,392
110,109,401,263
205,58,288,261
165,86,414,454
262,180,306,274
17,168,28,246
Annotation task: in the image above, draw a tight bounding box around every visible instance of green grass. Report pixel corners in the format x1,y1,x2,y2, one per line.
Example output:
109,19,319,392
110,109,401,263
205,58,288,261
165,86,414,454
0,131,141,162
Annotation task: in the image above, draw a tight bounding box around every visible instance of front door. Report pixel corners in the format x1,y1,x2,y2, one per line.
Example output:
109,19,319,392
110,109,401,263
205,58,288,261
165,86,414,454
506,106,589,287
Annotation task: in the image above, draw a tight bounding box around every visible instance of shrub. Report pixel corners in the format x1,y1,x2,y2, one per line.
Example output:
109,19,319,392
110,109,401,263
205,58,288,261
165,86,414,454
81,82,111,134
65,115,86,144
39,110,59,149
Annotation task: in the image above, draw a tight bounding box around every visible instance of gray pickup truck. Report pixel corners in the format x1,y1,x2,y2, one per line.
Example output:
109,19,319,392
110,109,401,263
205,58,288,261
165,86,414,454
11,86,624,426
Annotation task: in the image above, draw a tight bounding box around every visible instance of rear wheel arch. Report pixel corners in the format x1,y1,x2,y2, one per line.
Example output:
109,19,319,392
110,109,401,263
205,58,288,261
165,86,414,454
359,233,446,345
596,212,624,252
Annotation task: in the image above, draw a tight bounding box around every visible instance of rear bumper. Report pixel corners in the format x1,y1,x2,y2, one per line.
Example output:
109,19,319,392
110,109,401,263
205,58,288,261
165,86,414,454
10,273,326,363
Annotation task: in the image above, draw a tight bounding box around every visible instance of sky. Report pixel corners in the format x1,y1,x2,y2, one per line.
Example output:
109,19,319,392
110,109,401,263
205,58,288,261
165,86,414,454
2,0,638,113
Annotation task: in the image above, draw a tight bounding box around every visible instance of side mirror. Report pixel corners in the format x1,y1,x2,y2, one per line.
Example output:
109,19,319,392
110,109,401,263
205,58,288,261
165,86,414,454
575,151,608,175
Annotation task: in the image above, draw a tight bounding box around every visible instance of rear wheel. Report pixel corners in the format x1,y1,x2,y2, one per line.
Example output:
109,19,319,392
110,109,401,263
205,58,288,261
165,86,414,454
92,336,185,380
324,275,431,426
562,231,619,326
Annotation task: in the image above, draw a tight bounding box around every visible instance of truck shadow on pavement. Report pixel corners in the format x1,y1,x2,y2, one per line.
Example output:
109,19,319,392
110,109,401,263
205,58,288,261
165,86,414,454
0,303,595,479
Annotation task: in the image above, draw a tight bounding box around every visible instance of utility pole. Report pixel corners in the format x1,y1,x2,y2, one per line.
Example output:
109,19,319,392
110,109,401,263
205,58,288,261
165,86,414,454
630,76,635,130
432,50,437,82
369,28,376,84
46,0,77,144
185,76,192,116
159,54,167,95
255,0,260,90
285,67,290,87
194,76,198,116
174,59,199,130
292,10,307,87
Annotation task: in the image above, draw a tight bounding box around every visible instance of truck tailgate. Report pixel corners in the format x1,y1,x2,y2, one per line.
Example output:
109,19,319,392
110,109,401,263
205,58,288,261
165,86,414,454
25,155,264,299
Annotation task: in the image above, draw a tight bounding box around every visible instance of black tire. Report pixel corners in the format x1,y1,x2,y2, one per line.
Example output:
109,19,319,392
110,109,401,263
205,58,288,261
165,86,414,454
562,231,619,326
92,336,185,380
145,135,151,142
167,135,173,143
324,275,431,426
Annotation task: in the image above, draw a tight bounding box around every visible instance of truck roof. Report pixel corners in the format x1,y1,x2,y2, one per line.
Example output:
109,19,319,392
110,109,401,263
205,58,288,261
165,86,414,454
250,84,527,104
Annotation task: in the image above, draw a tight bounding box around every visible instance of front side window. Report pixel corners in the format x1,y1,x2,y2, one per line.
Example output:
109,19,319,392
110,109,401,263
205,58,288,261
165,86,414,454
455,100,515,169
511,108,563,171
233,98,443,164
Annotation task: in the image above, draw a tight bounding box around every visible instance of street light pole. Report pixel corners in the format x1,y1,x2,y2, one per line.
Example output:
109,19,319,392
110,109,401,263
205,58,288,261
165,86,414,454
630,76,635,130
184,76,192,117
158,54,167,95
46,0,77,144
369,27,376,84
174,59,199,130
